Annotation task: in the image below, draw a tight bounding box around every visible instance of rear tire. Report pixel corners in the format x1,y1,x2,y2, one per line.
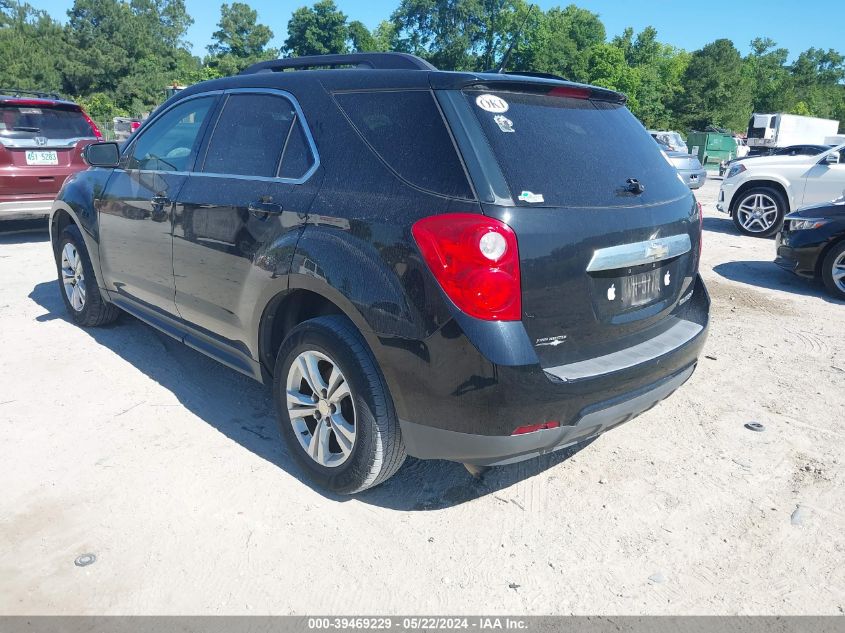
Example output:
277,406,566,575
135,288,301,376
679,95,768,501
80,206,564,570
821,241,845,301
731,186,786,237
56,225,120,327
273,315,406,494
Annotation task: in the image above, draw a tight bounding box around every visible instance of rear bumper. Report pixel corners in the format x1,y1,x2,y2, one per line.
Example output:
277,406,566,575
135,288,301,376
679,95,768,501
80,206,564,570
375,275,710,463
0,198,53,218
401,363,696,466
679,169,707,190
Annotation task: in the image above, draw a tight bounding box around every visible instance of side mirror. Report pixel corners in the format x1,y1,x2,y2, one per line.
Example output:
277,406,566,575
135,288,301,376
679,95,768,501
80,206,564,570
823,152,840,165
83,142,120,168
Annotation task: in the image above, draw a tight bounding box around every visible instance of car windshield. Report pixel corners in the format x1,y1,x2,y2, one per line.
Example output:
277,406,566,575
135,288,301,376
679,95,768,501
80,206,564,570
0,105,93,140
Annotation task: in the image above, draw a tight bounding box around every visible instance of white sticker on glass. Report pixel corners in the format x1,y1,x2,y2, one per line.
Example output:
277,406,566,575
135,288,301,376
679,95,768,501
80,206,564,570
494,114,515,133
518,191,544,204
475,94,509,113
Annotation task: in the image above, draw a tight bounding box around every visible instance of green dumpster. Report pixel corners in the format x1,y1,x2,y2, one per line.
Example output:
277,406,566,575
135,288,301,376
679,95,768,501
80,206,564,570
687,132,738,166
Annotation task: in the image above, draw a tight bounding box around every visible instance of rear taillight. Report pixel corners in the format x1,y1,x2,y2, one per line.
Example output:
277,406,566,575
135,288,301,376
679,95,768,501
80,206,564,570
512,421,560,435
130,121,141,132
412,213,521,321
81,110,102,140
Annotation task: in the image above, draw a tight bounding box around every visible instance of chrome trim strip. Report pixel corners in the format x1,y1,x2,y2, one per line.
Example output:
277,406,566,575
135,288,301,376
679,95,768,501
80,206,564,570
586,233,691,272
544,318,703,382
0,136,96,149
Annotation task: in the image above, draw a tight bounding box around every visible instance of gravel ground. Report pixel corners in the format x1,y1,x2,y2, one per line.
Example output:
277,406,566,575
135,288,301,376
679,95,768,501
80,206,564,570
1,177,843,615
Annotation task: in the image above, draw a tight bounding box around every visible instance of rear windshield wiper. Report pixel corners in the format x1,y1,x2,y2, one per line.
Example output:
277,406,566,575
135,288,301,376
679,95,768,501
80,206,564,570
13,126,41,132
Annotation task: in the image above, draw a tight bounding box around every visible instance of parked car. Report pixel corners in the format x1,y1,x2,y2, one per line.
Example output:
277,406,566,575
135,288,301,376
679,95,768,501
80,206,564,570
0,89,101,219
718,144,845,237
113,116,142,141
657,142,707,189
649,130,688,154
49,53,709,494
775,199,845,300
719,144,832,177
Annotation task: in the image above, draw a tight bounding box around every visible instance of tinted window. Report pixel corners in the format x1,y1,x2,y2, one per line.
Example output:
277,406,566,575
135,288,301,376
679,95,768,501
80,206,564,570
278,117,314,179
334,90,473,199
203,93,295,177
127,97,214,171
0,105,93,140
465,90,687,208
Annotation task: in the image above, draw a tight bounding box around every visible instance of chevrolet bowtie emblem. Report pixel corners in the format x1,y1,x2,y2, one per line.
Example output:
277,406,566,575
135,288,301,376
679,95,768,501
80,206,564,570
645,241,669,261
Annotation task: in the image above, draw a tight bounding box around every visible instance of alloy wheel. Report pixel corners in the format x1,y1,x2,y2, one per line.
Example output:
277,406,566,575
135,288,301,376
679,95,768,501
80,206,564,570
61,243,86,312
736,193,779,233
286,350,356,468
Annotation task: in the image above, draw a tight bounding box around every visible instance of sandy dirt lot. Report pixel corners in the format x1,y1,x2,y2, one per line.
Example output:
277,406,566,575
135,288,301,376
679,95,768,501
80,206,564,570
1,177,843,615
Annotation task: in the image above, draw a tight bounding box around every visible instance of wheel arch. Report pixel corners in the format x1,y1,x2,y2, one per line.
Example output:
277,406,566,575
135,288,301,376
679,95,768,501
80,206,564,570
49,201,109,292
257,283,371,379
815,235,845,279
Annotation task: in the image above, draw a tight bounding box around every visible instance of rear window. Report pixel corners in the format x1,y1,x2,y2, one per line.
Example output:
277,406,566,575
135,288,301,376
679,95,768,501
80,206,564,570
0,105,93,140
465,90,687,208
334,90,473,199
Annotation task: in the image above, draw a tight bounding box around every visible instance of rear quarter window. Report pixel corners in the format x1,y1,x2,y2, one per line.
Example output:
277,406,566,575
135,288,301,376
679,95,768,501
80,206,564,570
465,90,688,208
334,90,473,199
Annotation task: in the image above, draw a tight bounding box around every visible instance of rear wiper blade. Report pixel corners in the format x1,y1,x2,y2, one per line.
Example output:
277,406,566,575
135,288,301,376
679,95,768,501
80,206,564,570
12,126,41,132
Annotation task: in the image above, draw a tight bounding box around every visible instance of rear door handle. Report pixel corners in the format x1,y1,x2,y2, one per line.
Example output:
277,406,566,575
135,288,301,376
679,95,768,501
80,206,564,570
248,198,284,219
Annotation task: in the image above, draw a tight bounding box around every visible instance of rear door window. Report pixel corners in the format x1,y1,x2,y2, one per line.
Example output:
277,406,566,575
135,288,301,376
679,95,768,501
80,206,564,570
0,105,93,140
202,93,295,178
465,89,687,208
334,90,473,199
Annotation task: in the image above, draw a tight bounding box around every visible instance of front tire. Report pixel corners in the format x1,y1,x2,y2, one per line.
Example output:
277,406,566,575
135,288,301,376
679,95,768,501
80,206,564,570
731,187,786,237
56,225,120,327
821,241,845,300
273,315,406,494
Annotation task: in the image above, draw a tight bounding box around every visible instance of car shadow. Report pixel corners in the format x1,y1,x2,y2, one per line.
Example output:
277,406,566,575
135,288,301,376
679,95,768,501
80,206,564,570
0,219,49,243
28,280,589,511
702,216,746,237
713,260,845,305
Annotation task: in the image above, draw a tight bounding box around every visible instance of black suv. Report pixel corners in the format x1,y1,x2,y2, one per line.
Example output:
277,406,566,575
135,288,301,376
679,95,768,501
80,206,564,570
49,53,709,494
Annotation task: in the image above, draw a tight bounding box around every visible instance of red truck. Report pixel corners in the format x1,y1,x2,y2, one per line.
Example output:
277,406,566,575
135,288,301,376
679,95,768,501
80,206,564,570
1,89,101,219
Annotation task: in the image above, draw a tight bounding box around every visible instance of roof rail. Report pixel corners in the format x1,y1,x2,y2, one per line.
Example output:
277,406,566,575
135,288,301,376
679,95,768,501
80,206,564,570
0,88,63,100
240,53,436,75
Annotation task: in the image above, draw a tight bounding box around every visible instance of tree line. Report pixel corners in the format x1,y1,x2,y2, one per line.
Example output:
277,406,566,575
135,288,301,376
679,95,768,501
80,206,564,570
1,0,843,133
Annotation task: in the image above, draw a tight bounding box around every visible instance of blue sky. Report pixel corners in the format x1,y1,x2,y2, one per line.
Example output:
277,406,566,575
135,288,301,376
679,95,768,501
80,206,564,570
35,0,845,61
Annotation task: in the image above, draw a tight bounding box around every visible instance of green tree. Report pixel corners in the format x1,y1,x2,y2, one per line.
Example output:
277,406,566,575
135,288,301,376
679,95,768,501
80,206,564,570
517,4,605,82
0,2,67,92
675,39,752,131
208,2,274,59
283,0,348,57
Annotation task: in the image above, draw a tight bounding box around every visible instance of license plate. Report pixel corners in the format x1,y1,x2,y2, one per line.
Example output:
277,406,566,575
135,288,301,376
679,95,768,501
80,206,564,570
25,150,58,166
621,269,662,307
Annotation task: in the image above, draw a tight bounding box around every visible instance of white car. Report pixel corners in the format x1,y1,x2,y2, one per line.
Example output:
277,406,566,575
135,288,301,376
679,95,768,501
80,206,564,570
717,144,845,236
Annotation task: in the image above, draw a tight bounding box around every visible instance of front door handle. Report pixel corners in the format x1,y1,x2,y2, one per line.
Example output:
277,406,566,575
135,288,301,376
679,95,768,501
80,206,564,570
150,194,170,222
248,197,284,219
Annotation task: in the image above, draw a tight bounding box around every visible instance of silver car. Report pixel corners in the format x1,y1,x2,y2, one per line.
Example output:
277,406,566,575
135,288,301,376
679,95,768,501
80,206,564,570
656,142,707,190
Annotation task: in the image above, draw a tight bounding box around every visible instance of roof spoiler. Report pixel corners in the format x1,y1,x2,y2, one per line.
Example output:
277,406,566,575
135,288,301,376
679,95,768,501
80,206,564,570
240,53,437,75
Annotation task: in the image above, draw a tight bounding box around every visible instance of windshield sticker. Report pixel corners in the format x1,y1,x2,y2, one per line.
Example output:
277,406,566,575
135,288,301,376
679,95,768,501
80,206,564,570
518,191,544,204
493,114,515,133
475,94,509,113
19,108,42,115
